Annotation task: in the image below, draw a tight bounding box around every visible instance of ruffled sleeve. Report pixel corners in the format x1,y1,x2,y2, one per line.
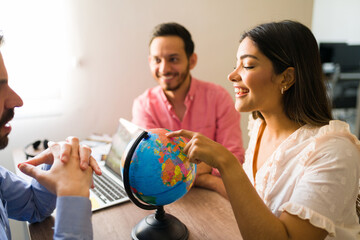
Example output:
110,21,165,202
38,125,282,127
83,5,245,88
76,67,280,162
279,202,336,236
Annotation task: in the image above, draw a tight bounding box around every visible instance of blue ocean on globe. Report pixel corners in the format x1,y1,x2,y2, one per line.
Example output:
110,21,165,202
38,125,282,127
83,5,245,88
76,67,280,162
121,128,196,206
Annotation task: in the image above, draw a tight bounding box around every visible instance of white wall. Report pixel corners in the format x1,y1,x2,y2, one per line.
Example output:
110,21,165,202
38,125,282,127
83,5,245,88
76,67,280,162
312,0,360,44
0,0,314,238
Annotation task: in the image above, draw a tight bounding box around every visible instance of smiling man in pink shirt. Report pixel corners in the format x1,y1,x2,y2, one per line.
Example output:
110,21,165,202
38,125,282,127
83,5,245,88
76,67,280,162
132,22,244,199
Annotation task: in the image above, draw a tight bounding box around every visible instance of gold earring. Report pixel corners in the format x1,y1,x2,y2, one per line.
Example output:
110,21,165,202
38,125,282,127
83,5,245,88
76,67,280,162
281,86,287,95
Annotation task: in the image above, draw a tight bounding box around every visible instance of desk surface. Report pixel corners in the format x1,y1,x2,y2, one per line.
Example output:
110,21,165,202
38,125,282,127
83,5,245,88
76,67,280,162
13,149,242,240
28,188,242,240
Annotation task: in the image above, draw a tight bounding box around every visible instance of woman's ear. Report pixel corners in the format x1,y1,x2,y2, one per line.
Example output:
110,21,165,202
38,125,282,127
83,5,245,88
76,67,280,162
281,67,295,89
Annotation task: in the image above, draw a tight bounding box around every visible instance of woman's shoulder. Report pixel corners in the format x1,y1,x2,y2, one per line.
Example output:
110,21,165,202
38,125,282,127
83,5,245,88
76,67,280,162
299,120,360,166
314,120,359,147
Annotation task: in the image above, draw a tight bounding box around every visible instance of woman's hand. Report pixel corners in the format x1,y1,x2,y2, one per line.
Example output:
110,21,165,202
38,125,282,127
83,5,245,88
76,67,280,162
166,130,237,172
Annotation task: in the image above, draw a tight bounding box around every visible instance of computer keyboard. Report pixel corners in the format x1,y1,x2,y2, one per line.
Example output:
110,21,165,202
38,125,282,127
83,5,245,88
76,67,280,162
92,173,127,204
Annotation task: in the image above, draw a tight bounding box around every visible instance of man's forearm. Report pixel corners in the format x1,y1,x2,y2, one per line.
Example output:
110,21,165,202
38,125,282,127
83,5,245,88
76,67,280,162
195,173,228,199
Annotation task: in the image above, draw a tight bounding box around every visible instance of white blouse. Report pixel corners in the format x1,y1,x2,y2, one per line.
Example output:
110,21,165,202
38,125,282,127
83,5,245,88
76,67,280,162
243,117,360,239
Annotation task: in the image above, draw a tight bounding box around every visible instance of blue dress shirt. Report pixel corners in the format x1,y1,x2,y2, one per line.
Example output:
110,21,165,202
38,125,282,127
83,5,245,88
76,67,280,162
0,165,92,239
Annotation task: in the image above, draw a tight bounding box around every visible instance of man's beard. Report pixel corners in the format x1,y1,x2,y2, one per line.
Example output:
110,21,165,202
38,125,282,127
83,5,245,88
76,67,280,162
0,109,14,149
163,64,190,91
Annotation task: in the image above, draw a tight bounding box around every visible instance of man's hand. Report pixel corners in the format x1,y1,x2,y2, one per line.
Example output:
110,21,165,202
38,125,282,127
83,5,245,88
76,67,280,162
18,137,95,197
196,162,212,175
20,136,102,176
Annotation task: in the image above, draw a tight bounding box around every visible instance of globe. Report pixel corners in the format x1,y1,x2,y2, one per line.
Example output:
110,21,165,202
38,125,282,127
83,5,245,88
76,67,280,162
120,128,196,206
120,128,197,240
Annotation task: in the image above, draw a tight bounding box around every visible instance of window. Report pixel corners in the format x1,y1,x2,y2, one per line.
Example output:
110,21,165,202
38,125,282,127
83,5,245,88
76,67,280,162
0,0,68,118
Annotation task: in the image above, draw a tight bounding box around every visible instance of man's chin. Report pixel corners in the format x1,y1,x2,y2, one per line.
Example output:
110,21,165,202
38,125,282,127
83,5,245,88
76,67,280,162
164,86,180,91
162,82,183,91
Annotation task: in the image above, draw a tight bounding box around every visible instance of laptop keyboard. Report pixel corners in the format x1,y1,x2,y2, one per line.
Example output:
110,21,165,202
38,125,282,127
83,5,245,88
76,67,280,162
92,173,127,204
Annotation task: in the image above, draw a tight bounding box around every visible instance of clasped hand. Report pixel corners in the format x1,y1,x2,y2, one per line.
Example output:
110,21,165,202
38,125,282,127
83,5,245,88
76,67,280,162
18,136,102,197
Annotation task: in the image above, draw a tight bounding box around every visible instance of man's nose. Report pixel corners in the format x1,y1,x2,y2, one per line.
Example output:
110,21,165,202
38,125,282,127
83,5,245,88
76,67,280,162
6,87,23,109
159,60,170,74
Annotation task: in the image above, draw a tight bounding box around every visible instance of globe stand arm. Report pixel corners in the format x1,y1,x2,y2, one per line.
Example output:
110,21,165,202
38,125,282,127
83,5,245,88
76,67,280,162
123,131,157,210
155,206,165,221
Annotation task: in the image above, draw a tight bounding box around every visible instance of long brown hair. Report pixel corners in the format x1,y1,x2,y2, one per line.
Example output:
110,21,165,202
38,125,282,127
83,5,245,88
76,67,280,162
241,20,332,126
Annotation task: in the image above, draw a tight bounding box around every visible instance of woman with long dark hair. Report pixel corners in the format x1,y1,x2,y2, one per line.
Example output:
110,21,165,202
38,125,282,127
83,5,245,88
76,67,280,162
168,20,360,239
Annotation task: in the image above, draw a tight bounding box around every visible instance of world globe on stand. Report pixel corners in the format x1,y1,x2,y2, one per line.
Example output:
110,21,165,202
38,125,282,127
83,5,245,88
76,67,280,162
121,128,197,240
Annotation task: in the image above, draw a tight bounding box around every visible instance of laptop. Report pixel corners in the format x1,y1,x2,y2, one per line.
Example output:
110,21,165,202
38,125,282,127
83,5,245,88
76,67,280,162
89,118,145,211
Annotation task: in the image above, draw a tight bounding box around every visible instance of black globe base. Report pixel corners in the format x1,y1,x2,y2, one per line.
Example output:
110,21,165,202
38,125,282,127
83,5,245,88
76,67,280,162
131,207,189,240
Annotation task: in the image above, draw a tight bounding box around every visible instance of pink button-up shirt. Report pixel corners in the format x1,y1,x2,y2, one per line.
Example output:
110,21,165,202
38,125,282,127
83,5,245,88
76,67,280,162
132,77,244,175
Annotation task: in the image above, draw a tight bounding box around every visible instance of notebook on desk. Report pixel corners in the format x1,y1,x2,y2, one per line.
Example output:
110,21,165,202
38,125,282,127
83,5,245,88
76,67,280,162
89,118,144,211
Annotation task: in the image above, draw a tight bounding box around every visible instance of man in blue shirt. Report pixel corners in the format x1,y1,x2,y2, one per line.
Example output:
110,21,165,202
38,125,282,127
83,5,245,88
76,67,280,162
0,33,100,239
